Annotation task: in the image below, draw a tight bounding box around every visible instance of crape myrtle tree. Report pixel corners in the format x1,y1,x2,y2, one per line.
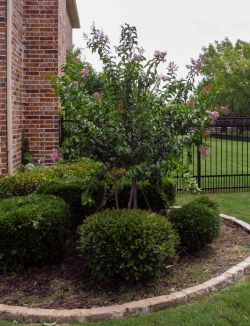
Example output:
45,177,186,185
53,24,210,209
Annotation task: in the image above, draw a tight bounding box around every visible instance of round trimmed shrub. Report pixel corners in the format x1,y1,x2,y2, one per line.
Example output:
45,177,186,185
78,209,179,282
192,196,219,212
0,195,70,271
169,201,220,252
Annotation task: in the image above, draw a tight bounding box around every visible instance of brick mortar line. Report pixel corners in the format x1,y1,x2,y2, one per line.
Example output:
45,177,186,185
0,214,250,324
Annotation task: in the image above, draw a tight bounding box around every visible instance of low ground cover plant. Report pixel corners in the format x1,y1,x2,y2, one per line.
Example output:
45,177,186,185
169,198,220,252
0,195,70,271
78,209,179,282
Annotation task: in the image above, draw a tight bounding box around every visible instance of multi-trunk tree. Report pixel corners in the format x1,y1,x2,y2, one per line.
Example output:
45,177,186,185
53,24,209,208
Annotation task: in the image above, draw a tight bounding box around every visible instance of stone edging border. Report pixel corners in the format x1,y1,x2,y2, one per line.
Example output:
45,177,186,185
0,214,250,324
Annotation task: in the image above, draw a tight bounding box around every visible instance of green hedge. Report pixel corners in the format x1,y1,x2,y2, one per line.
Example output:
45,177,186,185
0,195,70,271
37,177,107,223
169,199,220,252
0,169,47,198
78,209,179,282
0,158,104,199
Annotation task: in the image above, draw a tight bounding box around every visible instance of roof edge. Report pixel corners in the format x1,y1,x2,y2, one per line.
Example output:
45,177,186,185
66,0,80,28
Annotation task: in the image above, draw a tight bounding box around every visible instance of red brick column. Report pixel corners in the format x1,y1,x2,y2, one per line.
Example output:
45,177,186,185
0,1,7,175
23,0,60,163
0,0,74,175
12,0,24,171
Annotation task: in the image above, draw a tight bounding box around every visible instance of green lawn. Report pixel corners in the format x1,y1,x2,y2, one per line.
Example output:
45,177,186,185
180,138,250,189
0,192,250,326
187,138,250,176
177,191,250,223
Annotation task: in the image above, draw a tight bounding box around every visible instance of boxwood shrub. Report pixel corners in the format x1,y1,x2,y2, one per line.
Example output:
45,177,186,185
192,195,219,211
169,200,220,252
78,209,179,282
37,177,107,223
0,169,48,198
0,158,104,199
0,194,70,271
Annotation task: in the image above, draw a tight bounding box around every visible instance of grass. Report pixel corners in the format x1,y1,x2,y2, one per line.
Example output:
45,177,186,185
177,191,250,223
186,138,250,176
180,137,250,189
0,192,249,326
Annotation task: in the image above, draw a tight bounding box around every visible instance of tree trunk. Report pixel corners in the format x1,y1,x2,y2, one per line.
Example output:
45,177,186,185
133,178,138,209
128,177,138,209
114,181,119,209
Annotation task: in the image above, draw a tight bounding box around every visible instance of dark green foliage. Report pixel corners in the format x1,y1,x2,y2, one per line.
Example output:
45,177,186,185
78,209,179,282
21,139,34,165
0,195,70,271
37,176,107,223
169,201,220,252
107,177,176,211
160,177,176,208
192,196,219,211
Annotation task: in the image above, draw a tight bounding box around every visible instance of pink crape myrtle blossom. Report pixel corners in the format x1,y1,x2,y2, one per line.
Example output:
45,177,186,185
51,149,63,162
154,50,167,63
206,110,219,124
160,75,171,82
131,54,144,63
191,57,204,71
81,68,89,78
93,91,103,100
199,146,211,158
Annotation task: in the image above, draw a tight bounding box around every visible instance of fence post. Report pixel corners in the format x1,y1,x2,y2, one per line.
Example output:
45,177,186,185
197,146,201,188
59,116,64,146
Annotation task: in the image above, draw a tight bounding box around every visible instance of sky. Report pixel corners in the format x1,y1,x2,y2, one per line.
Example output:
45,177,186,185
73,0,250,77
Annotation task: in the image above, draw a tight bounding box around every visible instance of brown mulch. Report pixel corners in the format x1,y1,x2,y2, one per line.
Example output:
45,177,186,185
0,220,249,309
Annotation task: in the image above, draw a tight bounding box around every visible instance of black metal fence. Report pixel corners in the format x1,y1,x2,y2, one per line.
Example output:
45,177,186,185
177,117,250,192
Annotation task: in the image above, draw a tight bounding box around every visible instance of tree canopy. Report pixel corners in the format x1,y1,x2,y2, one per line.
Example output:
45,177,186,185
196,38,250,116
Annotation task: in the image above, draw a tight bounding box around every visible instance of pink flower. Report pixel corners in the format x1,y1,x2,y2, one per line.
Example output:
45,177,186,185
93,91,103,100
206,110,219,123
81,68,89,77
51,149,63,162
160,75,170,82
131,54,144,63
199,146,211,158
191,57,204,71
154,50,167,63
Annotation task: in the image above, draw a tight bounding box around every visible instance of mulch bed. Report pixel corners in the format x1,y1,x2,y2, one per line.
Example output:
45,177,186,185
0,220,249,309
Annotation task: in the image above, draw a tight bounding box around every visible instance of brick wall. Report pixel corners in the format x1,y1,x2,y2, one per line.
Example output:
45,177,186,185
58,0,72,72
0,0,75,175
0,1,7,175
12,0,24,170
23,0,60,163
23,0,73,164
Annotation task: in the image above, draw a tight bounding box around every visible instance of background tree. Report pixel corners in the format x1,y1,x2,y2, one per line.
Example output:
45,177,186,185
196,38,250,116
53,24,209,209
